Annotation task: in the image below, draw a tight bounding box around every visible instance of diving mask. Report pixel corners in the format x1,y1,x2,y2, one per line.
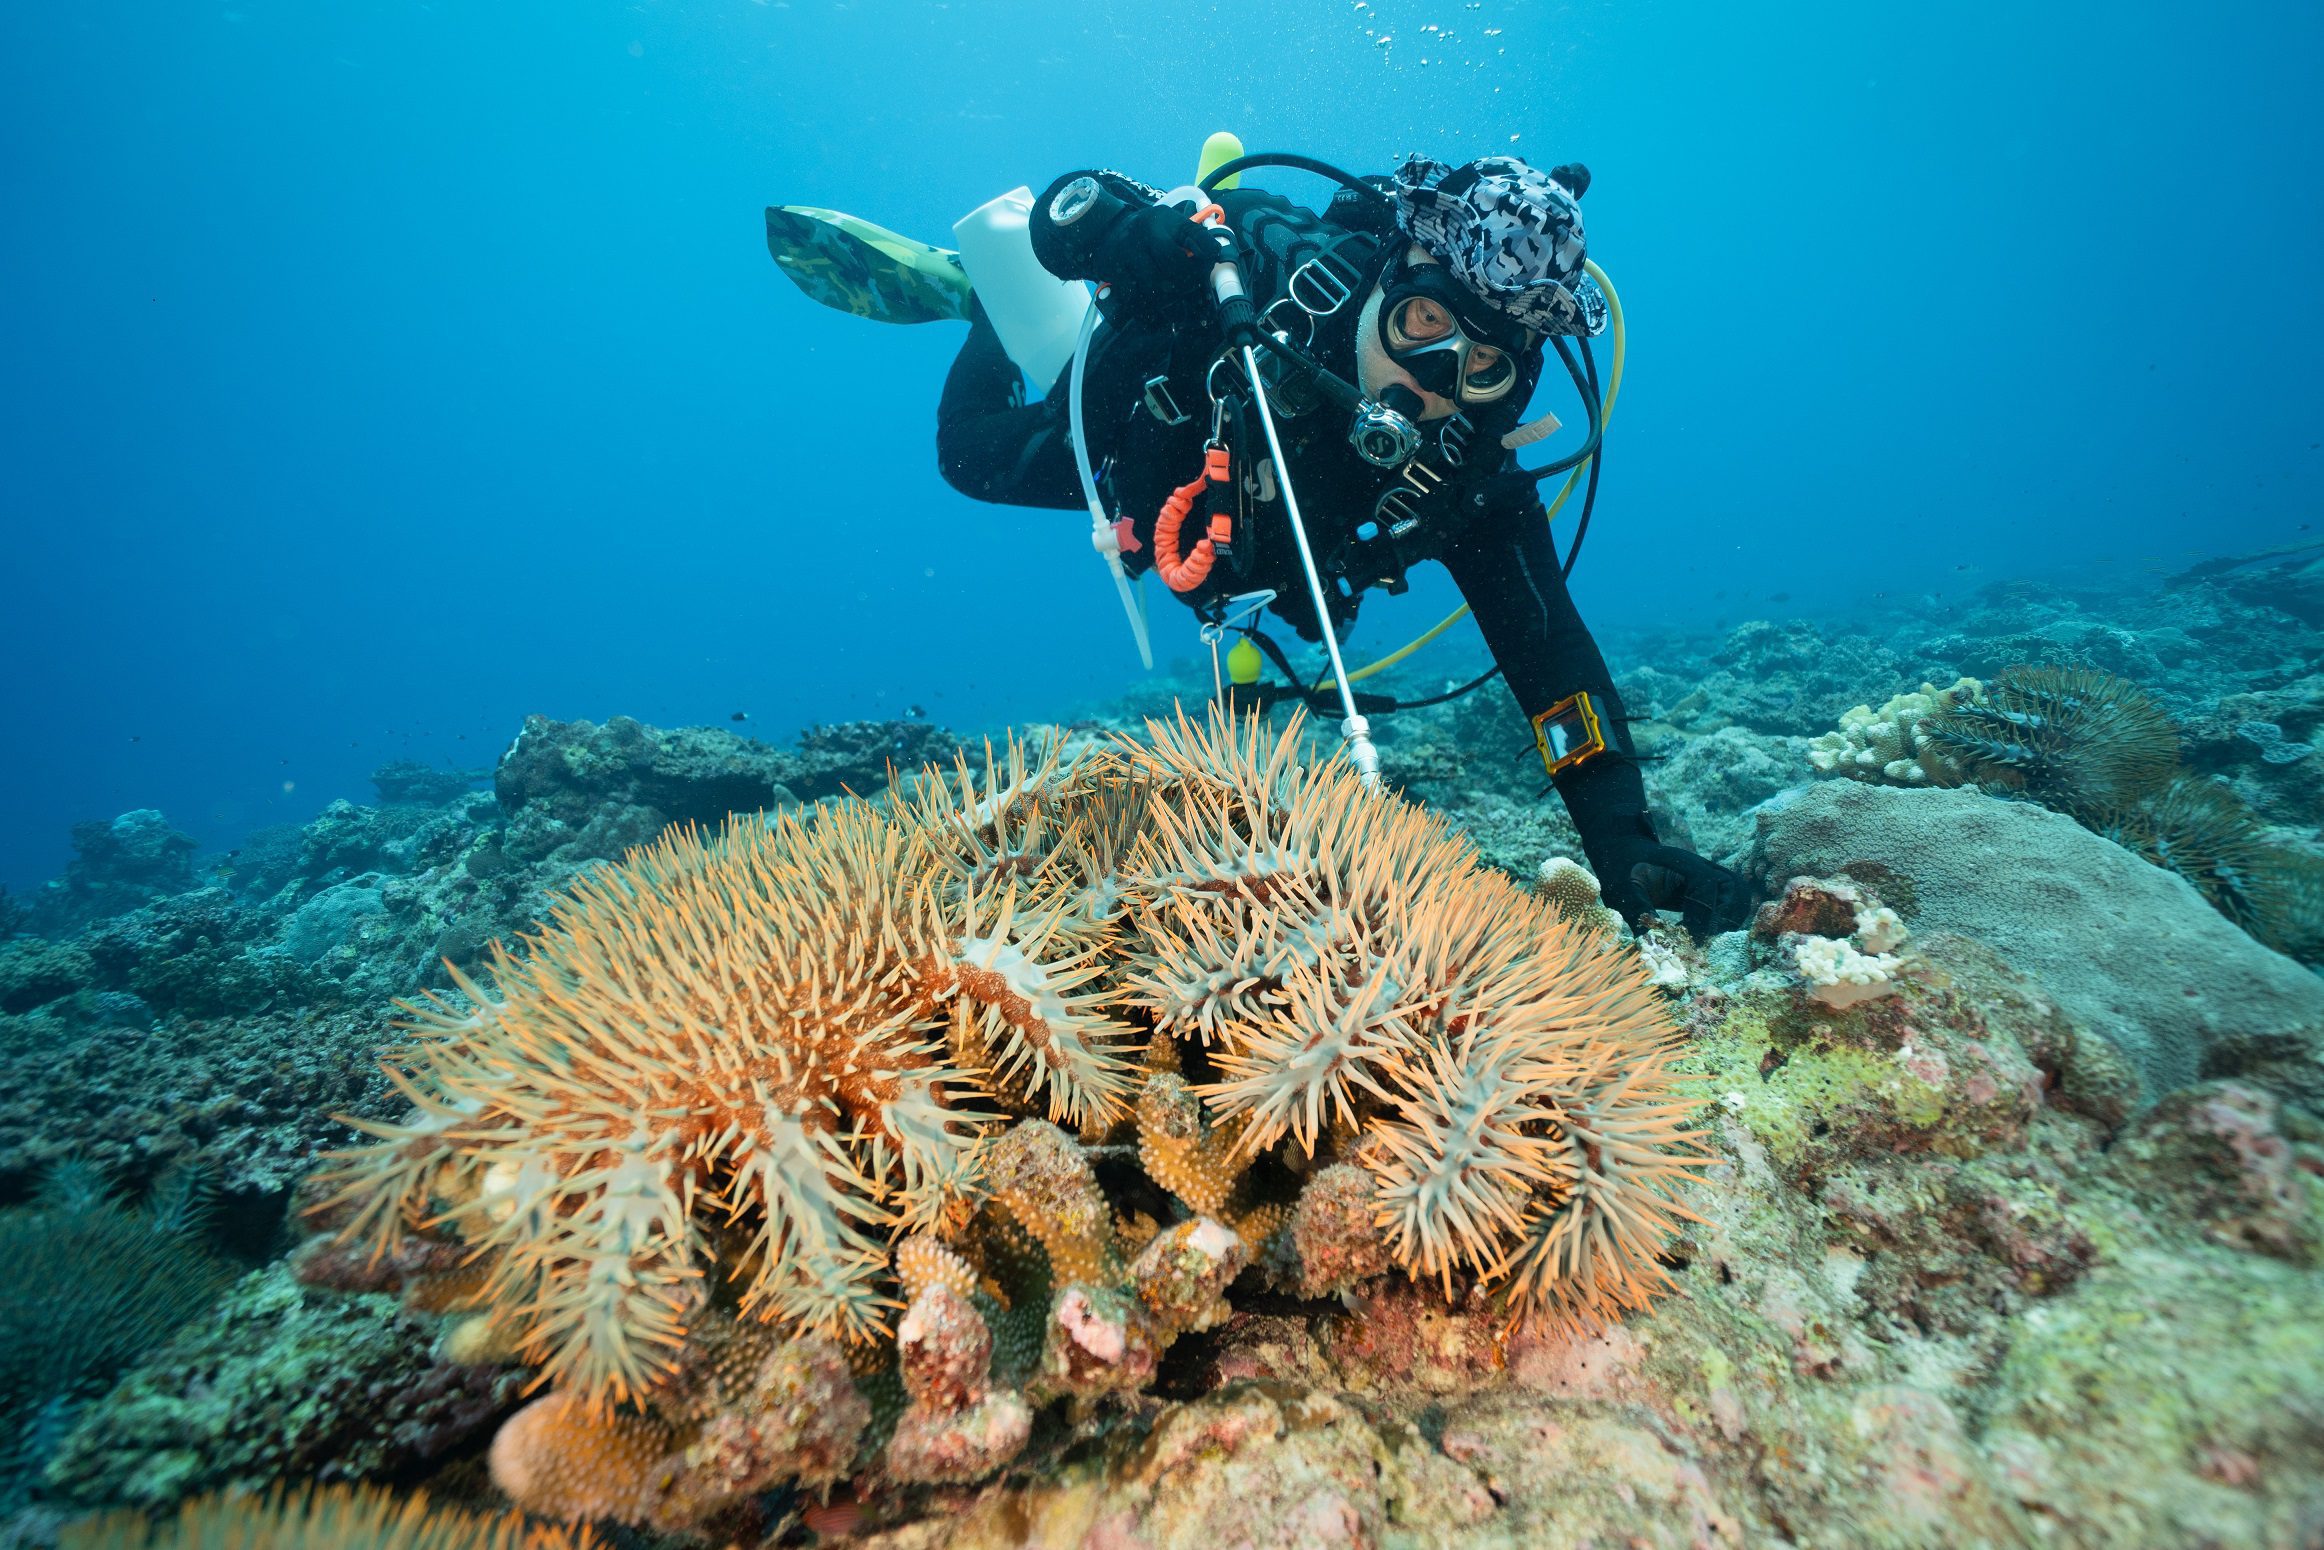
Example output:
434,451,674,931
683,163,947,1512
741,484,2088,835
1375,253,1530,406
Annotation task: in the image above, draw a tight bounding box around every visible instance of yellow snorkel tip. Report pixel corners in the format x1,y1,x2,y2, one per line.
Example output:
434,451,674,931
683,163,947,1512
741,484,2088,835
1197,131,1245,190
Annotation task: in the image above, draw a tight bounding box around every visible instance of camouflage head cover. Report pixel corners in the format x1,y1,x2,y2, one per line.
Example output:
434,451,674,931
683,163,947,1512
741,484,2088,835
1391,155,1608,340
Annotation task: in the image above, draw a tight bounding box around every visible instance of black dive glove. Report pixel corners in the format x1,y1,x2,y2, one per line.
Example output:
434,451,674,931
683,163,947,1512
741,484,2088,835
1604,840,1756,939
1105,199,1226,302
1555,748,1756,938
1029,172,1226,315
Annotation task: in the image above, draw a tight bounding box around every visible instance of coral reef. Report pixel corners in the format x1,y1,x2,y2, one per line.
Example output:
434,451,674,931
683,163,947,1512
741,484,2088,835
839,918,2320,1550
30,812,199,935
1810,656,2324,963
370,760,486,808
882,1239,1031,1484
20,552,2324,1548
0,1004,398,1196
290,708,1705,1529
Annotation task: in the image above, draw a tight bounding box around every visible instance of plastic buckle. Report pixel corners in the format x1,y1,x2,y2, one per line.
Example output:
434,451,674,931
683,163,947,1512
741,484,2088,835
1531,691,1608,778
1142,375,1191,426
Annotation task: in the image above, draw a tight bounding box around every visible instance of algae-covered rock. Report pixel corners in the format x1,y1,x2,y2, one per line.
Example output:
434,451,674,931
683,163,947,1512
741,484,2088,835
856,1383,1496,1550
2111,1081,2318,1263
1981,1248,2324,1547
44,1262,523,1508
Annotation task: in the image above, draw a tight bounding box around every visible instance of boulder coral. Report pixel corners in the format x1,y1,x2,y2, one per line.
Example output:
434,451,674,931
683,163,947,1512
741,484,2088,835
1750,778,2324,1093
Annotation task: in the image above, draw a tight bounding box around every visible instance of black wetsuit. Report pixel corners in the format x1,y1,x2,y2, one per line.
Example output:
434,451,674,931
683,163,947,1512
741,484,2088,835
935,173,1748,933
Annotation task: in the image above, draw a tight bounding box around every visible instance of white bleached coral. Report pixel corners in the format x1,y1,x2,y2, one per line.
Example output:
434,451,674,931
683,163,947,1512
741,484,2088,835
1807,678,1982,786
1793,934,1903,1010
1752,875,1914,1010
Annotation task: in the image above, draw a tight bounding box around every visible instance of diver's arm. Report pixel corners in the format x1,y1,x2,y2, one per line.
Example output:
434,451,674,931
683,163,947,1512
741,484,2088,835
935,300,1084,510
1442,494,1753,936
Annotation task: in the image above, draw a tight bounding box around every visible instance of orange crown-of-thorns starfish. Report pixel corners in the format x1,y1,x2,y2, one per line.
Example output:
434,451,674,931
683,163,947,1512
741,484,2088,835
313,788,1130,1403
1116,706,1710,1325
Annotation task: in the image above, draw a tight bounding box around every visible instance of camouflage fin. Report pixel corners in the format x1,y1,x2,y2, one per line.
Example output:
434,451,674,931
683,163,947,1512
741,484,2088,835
763,205,973,325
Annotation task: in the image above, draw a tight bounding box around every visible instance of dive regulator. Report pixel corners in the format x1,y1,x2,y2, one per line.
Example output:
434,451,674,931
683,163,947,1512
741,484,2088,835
1347,383,1427,468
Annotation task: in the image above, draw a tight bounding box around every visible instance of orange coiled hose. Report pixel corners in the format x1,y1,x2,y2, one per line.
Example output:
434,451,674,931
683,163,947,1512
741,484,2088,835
1152,445,1233,593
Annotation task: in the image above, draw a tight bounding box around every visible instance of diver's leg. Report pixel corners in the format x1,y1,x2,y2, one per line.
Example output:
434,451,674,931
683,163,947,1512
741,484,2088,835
936,300,1083,509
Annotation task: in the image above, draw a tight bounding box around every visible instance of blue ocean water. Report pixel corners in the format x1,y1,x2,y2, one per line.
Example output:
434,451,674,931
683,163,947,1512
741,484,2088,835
2,0,2318,890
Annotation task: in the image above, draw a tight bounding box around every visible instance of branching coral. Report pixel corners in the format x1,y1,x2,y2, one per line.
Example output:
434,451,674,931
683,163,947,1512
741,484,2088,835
883,1236,1031,1484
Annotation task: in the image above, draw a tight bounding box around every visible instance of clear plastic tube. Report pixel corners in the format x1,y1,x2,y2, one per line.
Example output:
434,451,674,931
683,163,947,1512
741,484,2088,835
1071,300,1152,669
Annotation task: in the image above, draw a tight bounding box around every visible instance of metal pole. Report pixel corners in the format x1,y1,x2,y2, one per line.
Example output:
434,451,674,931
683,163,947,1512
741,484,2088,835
1239,343,1380,787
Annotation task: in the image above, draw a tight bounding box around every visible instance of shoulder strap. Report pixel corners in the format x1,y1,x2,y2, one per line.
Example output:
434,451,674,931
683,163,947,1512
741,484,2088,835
1217,188,1382,320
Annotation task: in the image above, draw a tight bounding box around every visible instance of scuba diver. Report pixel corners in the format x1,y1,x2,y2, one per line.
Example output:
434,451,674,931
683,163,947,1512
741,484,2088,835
765,142,1752,937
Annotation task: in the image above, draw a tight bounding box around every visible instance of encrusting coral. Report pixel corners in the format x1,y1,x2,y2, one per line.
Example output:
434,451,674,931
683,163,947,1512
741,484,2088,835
307,706,1708,1515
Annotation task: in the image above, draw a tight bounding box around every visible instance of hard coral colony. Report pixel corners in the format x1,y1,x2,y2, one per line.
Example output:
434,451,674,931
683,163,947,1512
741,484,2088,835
312,709,1703,1519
